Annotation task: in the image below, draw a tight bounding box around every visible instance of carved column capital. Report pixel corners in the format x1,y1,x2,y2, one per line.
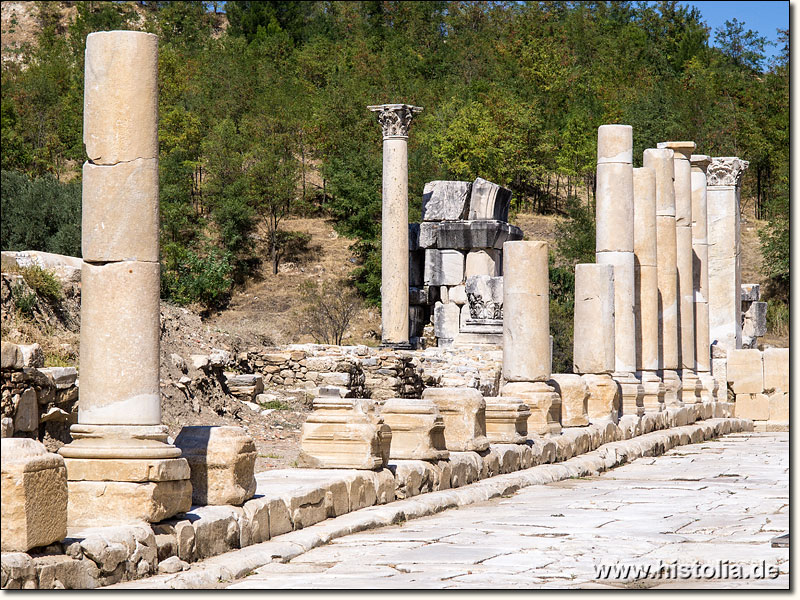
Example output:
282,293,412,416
367,104,423,139
707,157,749,187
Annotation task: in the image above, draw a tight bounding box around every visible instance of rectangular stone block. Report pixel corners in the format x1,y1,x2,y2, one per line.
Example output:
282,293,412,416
433,302,460,341
424,249,464,286
734,393,769,421
768,391,789,422
63,457,189,483
381,398,448,461
501,381,561,436
763,348,789,392
421,387,489,452
484,397,530,444
2,439,68,552
727,349,763,394
418,221,439,248
450,284,467,305
743,301,767,338
550,374,589,427
468,178,512,221
84,31,159,164
465,249,500,278
421,181,472,221
436,220,523,250
82,159,159,262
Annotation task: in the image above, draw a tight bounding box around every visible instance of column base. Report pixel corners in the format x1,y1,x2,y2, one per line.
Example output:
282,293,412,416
680,369,703,404
485,397,531,444
697,371,717,403
660,369,683,407
612,371,645,417
58,425,192,528
380,339,418,351
580,373,619,424
501,381,562,436
637,371,665,413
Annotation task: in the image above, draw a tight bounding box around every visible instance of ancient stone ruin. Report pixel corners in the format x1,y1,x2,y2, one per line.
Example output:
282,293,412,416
0,29,788,590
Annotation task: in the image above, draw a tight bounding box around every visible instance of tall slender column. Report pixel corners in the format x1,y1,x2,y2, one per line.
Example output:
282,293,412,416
368,104,423,348
595,125,643,417
642,148,682,405
658,142,701,404
501,241,561,435
707,157,749,354
58,31,190,527
690,154,717,401
633,166,665,411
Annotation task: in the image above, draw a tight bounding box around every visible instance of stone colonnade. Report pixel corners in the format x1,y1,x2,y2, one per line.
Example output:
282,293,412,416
595,125,643,417
58,31,191,527
368,104,423,348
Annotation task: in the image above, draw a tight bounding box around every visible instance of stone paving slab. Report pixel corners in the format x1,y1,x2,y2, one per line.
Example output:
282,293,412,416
227,431,788,589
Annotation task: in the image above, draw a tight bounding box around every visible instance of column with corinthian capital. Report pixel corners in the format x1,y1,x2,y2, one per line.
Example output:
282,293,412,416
368,104,423,348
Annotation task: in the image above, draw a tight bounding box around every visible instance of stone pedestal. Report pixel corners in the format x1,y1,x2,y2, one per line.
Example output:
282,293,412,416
421,388,490,452
707,157,749,353
501,382,561,436
380,398,449,460
581,374,620,423
369,104,423,346
174,426,257,506
484,397,530,444
549,374,589,427
57,31,190,527
1,439,68,552
660,369,683,407
299,390,391,469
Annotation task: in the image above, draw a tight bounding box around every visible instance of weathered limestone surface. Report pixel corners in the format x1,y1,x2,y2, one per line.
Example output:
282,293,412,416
503,241,550,382
572,263,615,374
690,155,712,374
424,249,465,286
174,426,257,506
299,392,391,469
433,302,461,343
763,348,789,392
484,397,530,444
734,393,769,421
421,181,472,221
595,251,637,374
727,349,763,394
501,382,561,436
465,249,500,278
582,373,619,423
421,388,489,452
83,31,158,164
434,221,522,250
468,178,512,221
82,159,159,262
549,374,589,427
633,167,659,372
1,439,68,552
380,398,449,461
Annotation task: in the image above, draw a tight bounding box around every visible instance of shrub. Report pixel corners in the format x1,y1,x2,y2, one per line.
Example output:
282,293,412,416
766,299,789,338
19,265,62,302
161,244,235,311
11,282,37,317
300,280,362,345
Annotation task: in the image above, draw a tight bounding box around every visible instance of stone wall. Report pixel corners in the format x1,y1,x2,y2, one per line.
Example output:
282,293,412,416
727,347,788,430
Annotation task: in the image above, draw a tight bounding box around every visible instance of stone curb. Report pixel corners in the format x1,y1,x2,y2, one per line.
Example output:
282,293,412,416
109,417,751,589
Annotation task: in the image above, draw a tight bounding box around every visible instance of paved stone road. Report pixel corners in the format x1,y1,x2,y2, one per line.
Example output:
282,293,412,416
228,432,789,589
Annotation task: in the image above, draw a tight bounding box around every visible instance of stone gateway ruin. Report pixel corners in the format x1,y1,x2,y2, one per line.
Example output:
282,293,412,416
0,30,786,589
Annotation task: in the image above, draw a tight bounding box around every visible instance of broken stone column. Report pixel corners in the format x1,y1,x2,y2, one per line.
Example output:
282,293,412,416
421,388,489,452
368,103,423,348
633,166,666,411
643,147,682,406
299,388,391,469
501,241,561,435
658,141,702,404
707,157,749,353
1,438,67,552
690,154,718,401
573,263,619,423
596,125,644,416
380,398,449,460
57,31,191,527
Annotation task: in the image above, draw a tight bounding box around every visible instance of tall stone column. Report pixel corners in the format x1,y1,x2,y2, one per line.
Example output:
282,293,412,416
642,148,682,405
595,125,643,417
58,31,190,527
658,142,701,404
707,157,749,353
690,154,718,401
501,241,561,435
633,166,665,412
368,103,423,348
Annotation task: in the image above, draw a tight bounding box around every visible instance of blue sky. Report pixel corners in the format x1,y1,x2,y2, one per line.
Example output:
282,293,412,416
678,1,789,63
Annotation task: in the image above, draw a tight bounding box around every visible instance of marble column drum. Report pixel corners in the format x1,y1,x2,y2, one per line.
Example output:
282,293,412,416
707,157,749,354
690,154,718,402
633,166,665,411
642,148,682,406
368,104,423,348
596,125,643,417
658,142,701,404
58,31,191,528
